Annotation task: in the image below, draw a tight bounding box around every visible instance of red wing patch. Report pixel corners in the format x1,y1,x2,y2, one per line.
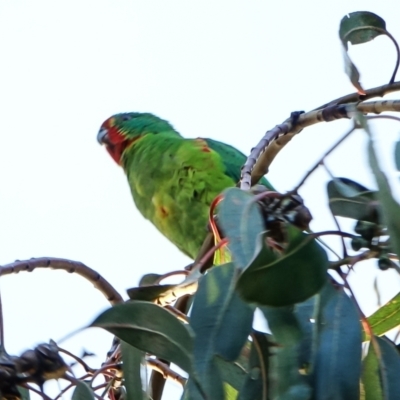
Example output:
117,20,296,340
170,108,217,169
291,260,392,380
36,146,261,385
159,206,169,218
195,138,211,153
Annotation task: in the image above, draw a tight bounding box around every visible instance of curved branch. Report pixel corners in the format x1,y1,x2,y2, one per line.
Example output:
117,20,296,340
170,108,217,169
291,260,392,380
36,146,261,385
242,99,400,189
315,80,400,110
385,30,400,84
0,257,123,305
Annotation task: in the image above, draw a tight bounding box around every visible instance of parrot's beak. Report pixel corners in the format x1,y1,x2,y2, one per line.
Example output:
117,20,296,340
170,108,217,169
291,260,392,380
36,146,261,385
97,127,109,145
97,126,124,166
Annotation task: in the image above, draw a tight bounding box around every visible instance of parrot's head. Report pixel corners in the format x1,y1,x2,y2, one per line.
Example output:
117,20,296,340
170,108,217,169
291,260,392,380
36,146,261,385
97,112,175,165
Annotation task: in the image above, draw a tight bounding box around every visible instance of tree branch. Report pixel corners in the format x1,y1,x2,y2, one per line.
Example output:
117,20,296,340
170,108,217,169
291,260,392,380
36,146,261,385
0,257,123,305
241,99,400,189
315,80,400,109
146,358,186,386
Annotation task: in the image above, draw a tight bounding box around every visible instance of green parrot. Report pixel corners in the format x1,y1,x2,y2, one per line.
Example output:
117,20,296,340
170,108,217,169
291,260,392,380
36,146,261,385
97,112,274,259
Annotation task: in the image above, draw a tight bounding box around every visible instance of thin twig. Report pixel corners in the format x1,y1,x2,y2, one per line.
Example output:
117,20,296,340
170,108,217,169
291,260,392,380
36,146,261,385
58,347,95,374
146,358,186,386
192,238,229,273
89,362,121,386
367,114,400,123
164,305,189,323
250,332,268,400
387,29,400,83
290,125,356,193
329,250,379,269
0,258,123,305
373,277,382,308
92,382,110,391
65,374,106,400
315,80,400,110
21,384,52,400
321,162,348,259
53,382,76,400
311,230,358,240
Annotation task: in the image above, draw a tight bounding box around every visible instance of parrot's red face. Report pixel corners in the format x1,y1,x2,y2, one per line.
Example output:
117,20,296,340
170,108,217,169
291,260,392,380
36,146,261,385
98,116,133,165
97,112,175,166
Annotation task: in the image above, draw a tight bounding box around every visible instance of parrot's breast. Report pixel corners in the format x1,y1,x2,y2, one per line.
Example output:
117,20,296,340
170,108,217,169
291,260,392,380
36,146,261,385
123,134,235,259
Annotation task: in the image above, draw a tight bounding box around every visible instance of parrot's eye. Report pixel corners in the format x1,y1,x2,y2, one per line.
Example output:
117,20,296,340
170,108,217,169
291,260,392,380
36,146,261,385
121,115,133,122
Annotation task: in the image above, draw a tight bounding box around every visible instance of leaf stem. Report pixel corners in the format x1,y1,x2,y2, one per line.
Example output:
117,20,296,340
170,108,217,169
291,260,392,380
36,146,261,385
57,346,95,374
329,250,379,269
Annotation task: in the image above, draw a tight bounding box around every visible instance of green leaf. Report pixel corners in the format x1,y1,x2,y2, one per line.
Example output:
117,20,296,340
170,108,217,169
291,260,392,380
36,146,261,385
363,336,400,399
327,178,379,222
394,141,400,171
215,355,247,391
120,341,144,400
237,228,328,306
339,12,386,48
342,48,365,94
139,273,163,286
366,123,400,259
126,284,177,302
224,385,241,400
17,387,30,400
261,307,311,399
311,283,362,400
237,331,271,400
218,188,265,269
368,146,400,255
330,177,373,198
89,301,194,373
223,383,239,400
365,291,400,339
186,361,224,400
362,340,383,400
339,12,386,94
129,272,200,306
72,382,95,400
188,263,254,398
293,297,316,373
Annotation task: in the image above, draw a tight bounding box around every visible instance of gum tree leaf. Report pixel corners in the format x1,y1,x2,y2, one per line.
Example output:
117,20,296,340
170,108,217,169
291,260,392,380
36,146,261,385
188,263,254,399
89,301,194,373
363,336,400,399
327,178,379,222
120,341,144,400
364,291,400,340
340,12,386,48
218,188,265,269
311,284,361,400
261,307,311,399
237,228,327,306
72,382,95,400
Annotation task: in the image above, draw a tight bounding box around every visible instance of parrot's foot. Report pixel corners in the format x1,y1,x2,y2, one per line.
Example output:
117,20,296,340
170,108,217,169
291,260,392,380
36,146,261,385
290,110,305,127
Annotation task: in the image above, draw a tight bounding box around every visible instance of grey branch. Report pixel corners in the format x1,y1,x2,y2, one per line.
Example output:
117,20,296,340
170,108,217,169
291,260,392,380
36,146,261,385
316,80,400,109
0,257,124,305
241,99,400,190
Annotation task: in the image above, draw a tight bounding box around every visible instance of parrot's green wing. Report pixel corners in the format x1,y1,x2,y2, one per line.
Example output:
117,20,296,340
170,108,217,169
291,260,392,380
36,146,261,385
98,110,276,259
204,138,274,190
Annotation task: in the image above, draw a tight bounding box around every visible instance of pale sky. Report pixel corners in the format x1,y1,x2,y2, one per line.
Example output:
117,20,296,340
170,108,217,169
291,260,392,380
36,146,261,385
1,1,400,398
